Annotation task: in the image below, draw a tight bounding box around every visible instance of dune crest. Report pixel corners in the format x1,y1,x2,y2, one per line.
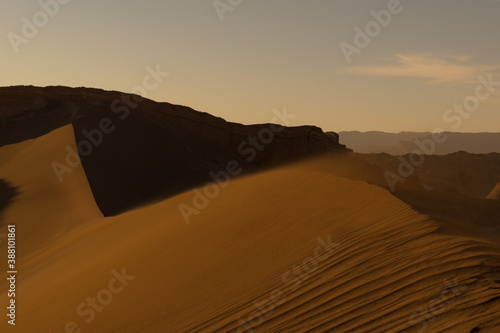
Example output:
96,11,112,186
2,158,499,332
0,125,102,259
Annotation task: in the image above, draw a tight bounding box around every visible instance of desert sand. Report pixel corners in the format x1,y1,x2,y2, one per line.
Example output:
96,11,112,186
488,183,500,200
0,125,102,259
1,127,499,332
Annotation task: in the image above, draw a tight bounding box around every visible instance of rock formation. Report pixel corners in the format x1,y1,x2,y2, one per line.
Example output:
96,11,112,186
0,86,347,215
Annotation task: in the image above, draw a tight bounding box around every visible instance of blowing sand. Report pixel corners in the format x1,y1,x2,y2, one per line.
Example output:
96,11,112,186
1,136,499,332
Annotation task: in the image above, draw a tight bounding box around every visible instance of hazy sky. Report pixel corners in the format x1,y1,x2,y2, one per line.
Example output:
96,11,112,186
1,0,499,132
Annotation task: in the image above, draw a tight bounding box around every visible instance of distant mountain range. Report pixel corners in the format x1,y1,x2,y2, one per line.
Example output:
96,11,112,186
337,131,500,155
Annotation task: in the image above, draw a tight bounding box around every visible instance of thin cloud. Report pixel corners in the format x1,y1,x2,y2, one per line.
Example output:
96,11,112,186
345,54,499,84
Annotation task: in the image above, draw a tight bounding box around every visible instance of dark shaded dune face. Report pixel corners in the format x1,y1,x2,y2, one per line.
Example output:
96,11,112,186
0,179,17,224
73,106,346,217
73,109,249,216
70,103,346,217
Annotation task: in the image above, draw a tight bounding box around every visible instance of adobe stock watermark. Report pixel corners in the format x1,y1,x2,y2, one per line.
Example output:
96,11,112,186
385,73,500,192
51,65,169,183
178,107,296,225
401,277,467,333
51,267,135,333
213,0,244,21
340,0,410,64
7,0,72,54
236,235,339,333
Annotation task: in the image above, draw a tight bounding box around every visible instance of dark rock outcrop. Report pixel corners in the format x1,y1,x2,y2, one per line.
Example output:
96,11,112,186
0,86,347,215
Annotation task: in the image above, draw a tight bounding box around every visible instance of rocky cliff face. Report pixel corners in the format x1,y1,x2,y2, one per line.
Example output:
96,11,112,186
0,86,346,157
0,86,347,215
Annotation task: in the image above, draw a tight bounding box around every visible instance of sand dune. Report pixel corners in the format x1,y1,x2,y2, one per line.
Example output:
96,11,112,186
488,182,500,200
0,125,102,259
1,90,499,332
2,155,499,332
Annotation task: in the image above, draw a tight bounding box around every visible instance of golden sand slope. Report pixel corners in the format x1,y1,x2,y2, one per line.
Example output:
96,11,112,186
0,125,102,259
1,154,499,332
488,182,500,200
